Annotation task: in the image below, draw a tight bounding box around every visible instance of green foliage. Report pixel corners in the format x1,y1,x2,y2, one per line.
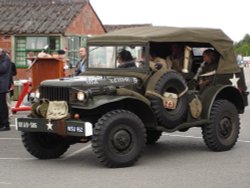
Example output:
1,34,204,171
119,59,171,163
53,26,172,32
234,34,250,56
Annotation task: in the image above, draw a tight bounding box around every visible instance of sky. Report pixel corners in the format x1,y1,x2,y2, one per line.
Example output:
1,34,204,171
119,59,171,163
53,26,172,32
90,0,250,42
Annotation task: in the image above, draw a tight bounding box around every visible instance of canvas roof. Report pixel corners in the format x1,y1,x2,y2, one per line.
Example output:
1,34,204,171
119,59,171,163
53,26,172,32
88,26,239,73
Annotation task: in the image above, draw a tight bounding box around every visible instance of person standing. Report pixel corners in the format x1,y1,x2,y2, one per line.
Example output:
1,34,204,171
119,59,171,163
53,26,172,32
0,49,12,131
6,52,17,118
75,47,87,76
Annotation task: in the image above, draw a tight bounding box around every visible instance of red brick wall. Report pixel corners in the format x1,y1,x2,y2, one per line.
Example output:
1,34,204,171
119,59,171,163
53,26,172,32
16,69,32,80
0,35,12,53
66,2,105,35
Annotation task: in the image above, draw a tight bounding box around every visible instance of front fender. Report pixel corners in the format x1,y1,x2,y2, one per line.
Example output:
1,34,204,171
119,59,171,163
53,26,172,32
200,85,245,119
71,95,132,110
71,87,151,110
71,95,157,128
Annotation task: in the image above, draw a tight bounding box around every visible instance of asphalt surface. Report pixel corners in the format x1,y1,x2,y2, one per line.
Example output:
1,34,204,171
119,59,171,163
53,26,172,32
1,68,250,188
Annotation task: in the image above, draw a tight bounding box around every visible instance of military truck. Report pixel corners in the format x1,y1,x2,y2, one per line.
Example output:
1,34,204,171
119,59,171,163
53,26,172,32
16,26,248,168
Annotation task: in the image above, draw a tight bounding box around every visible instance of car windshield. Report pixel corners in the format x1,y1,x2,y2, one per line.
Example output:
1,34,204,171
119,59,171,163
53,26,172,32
88,46,145,69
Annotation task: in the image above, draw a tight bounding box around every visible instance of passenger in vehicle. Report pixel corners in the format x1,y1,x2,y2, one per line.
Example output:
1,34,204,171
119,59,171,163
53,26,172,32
166,44,184,72
117,50,136,68
198,49,219,89
149,51,169,71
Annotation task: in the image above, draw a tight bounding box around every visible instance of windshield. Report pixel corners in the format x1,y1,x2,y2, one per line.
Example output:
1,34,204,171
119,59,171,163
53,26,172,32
88,46,146,69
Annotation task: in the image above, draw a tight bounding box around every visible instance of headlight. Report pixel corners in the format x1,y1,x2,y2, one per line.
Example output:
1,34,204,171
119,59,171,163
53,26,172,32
77,91,85,101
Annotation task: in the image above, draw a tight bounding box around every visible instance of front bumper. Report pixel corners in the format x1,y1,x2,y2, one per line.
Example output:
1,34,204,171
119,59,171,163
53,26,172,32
15,117,93,137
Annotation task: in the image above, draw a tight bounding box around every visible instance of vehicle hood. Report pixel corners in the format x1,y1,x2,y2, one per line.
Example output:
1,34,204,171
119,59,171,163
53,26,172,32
40,75,139,88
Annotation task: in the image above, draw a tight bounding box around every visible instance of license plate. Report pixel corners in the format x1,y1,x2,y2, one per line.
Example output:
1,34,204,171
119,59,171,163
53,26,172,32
16,117,93,136
16,118,56,132
65,121,93,136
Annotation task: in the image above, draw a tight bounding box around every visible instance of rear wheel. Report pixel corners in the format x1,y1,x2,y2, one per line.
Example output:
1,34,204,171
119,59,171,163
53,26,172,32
202,100,240,151
21,132,70,159
92,110,146,168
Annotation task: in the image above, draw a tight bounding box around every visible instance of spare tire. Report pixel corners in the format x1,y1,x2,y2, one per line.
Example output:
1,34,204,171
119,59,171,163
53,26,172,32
150,71,188,129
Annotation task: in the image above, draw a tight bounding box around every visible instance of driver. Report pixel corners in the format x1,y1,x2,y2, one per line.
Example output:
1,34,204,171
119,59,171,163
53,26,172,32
117,50,136,68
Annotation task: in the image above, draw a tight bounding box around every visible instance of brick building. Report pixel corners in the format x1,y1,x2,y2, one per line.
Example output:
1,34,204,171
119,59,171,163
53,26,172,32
0,0,106,79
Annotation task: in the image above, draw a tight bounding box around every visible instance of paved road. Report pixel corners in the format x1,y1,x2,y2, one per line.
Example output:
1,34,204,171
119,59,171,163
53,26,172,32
1,69,250,188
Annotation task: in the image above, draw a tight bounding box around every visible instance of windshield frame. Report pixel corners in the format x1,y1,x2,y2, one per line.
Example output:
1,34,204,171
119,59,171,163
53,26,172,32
86,44,150,72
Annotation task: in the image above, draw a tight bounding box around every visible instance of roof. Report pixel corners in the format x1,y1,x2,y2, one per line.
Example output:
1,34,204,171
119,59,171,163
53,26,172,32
88,26,233,44
0,0,86,34
88,26,239,74
104,24,152,32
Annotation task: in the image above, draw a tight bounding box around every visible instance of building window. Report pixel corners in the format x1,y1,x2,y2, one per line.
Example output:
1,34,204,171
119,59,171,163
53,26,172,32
67,36,87,66
15,36,60,67
26,37,47,49
50,37,60,50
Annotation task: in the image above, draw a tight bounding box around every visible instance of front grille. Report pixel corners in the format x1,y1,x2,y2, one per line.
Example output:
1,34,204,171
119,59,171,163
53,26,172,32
40,86,69,101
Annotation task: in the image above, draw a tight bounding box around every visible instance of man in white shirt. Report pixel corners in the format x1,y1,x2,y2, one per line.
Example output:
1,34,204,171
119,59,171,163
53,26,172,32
75,47,87,75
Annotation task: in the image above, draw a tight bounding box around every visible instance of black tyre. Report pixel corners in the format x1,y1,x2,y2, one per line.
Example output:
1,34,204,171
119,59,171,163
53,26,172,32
150,72,188,129
21,132,70,159
202,100,240,151
92,110,146,168
146,129,162,144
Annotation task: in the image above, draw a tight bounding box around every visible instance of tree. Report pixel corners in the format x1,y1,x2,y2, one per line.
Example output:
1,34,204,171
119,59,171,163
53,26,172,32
234,34,250,56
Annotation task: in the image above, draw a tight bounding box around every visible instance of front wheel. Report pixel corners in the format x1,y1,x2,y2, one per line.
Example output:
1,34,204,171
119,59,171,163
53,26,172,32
21,132,70,159
202,100,240,151
92,110,146,168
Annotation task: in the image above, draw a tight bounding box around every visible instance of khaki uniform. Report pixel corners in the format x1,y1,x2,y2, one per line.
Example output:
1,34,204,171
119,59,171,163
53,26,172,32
166,56,183,72
150,57,171,71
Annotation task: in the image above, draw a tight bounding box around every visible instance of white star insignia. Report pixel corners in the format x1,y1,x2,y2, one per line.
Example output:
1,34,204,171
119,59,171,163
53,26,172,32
229,74,239,88
46,120,53,130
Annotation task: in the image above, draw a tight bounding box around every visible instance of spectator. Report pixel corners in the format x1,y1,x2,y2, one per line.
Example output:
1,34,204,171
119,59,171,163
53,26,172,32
0,48,12,131
7,54,17,97
27,51,35,67
57,49,73,76
57,49,70,69
6,52,17,118
37,50,51,58
75,47,87,75
236,54,243,66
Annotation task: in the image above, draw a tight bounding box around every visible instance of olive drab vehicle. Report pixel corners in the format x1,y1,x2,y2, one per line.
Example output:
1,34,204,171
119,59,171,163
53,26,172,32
16,26,248,168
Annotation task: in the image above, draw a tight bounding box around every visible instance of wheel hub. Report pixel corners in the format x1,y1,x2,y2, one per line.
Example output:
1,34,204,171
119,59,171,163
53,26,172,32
113,130,131,150
219,117,232,138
